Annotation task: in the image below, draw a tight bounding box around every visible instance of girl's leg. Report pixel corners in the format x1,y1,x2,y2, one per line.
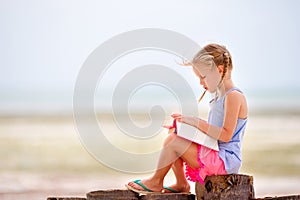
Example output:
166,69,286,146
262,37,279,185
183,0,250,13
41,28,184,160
163,158,190,193
127,133,199,192
172,158,188,185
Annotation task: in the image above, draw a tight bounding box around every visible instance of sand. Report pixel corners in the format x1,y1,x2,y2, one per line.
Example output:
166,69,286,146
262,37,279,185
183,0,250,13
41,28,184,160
0,114,299,199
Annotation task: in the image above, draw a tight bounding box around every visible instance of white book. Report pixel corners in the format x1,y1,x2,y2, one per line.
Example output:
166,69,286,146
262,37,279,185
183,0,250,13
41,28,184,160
176,121,219,151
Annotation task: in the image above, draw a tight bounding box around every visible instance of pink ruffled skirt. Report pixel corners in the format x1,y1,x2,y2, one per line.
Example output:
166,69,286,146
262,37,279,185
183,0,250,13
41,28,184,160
185,144,227,184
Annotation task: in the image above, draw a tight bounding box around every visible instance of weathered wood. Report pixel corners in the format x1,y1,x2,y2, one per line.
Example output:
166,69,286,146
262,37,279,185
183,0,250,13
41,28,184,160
195,174,255,200
86,189,139,200
47,198,86,200
86,189,195,200
195,181,205,200
140,193,195,200
252,195,300,200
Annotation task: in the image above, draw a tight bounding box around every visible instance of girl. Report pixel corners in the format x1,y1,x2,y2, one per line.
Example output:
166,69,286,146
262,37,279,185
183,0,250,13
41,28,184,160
126,43,248,194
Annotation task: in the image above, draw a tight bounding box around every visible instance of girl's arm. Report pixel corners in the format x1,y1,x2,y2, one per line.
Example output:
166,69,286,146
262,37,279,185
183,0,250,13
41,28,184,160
172,91,245,142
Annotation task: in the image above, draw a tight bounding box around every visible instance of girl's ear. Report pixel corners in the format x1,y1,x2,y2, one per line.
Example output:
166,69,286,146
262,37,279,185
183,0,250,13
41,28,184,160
217,65,224,74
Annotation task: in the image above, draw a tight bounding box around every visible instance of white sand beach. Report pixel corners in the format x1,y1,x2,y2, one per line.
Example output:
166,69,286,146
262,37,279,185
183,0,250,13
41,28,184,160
0,114,299,199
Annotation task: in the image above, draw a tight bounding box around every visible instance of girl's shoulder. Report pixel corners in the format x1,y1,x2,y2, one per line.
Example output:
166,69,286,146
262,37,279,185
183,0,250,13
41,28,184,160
225,89,248,119
226,89,245,99
224,90,245,106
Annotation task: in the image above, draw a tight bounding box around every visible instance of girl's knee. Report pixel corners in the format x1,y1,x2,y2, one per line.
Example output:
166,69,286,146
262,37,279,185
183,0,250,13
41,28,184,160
163,133,177,147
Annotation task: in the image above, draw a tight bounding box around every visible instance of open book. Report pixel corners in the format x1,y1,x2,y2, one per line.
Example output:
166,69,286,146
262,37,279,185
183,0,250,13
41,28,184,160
165,119,219,151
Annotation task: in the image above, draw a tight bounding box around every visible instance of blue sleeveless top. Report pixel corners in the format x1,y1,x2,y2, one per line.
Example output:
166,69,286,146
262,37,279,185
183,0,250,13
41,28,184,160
207,87,247,174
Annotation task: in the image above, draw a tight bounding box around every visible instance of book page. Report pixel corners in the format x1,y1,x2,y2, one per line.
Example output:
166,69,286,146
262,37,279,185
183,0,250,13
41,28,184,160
177,122,219,151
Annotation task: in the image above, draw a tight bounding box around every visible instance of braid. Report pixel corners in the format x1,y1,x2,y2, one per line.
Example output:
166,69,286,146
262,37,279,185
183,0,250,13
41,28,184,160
222,52,231,81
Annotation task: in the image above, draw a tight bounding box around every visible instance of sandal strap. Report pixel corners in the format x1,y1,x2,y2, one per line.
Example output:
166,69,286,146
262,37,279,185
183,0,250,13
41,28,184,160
133,180,153,192
163,186,179,193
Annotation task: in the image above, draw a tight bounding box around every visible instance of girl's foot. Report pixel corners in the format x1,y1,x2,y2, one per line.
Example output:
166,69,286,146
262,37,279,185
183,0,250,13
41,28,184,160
163,183,190,193
126,179,163,194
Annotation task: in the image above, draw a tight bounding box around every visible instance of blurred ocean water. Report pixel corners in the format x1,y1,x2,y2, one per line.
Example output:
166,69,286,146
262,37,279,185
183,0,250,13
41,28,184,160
1,88,300,116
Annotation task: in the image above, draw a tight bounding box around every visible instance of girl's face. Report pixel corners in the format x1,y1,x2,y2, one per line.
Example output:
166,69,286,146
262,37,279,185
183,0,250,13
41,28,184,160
193,64,222,93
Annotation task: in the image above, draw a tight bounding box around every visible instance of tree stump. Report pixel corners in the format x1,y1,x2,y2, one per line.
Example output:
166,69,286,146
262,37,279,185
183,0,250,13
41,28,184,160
86,189,139,200
253,195,300,200
140,193,195,200
195,174,255,200
47,198,86,200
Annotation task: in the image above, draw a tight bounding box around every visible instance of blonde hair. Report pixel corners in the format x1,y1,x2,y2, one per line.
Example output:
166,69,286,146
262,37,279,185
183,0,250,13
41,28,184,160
182,43,233,103
183,43,233,81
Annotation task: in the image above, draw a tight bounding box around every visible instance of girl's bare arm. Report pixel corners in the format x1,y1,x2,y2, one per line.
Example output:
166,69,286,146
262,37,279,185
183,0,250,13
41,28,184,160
172,91,246,142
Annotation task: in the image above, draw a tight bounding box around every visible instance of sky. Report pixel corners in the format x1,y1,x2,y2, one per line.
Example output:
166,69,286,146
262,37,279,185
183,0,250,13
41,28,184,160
0,0,300,114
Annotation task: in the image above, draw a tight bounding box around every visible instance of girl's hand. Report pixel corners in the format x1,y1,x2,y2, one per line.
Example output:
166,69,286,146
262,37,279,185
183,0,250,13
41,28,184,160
171,113,196,127
171,113,182,122
171,113,182,120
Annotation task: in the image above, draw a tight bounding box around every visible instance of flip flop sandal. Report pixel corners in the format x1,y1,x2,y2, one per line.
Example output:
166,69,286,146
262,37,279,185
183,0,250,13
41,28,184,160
163,186,191,194
125,180,160,194
163,186,179,193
